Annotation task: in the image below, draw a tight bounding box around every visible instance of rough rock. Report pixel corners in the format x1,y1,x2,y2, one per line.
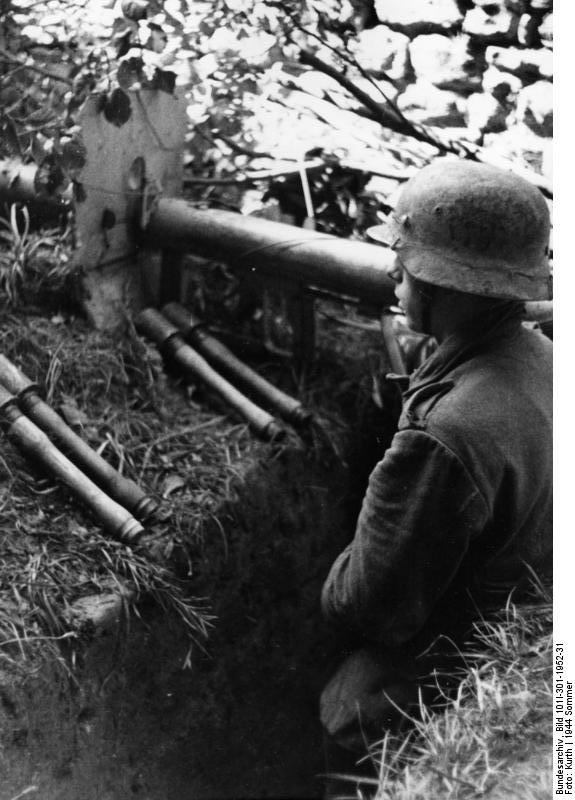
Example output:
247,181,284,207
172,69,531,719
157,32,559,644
342,0,552,199
350,25,411,83
482,66,522,100
514,80,553,136
538,13,553,48
435,126,483,144
463,7,519,43
338,0,377,31
397,81,466,127
464,92,509,133
297,70,351,99
504,0,529,12
67,590,131,635
319,74,401,109
373,0,463,37
473,0,505,8
207,28,281,69
517,13,541,45
409,34,484,94
483,123,551,178
295,70,401,119
486,45,552,80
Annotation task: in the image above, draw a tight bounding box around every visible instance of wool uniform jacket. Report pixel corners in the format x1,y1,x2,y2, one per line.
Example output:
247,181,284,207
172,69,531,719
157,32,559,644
321,308,553,648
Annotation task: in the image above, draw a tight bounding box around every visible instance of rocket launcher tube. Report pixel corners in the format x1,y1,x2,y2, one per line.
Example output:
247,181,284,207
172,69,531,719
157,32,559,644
0,385,144,542
161,302,311,425
0,354,158,522
134,308,285,442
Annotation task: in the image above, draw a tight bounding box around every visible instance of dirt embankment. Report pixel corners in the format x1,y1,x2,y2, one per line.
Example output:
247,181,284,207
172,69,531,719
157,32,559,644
0,311,390,800
1,454,347,799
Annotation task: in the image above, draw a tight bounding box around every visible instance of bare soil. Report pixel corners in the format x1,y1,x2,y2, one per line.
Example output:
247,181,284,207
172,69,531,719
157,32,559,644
1,453,352,799
0,307,392,800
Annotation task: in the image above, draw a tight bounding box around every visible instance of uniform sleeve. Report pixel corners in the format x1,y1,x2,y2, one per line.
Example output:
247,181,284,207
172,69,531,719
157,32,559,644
321,428,489,646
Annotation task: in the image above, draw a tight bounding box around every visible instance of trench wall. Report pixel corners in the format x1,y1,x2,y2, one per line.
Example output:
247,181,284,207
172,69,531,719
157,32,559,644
0,443,356,800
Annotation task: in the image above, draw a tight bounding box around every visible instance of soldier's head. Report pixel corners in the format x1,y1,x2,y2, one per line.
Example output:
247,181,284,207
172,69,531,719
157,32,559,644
368,160,551,336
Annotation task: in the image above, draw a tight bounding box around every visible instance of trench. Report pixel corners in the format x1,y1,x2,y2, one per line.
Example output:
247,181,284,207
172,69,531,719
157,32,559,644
0,420,390,800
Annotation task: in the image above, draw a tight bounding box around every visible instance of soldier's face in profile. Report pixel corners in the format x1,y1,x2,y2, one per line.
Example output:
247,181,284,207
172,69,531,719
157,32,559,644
387,257,427,334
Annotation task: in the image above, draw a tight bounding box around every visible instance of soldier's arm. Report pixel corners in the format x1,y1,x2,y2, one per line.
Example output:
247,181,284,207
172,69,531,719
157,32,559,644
321,428,489,646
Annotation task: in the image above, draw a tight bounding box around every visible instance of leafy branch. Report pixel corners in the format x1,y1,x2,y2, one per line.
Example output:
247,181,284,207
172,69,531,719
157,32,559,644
0,46,74,86
294,49,552,198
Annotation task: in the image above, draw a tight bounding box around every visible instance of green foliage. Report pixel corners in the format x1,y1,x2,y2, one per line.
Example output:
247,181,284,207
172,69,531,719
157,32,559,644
1,0,413,240
0,204,74,307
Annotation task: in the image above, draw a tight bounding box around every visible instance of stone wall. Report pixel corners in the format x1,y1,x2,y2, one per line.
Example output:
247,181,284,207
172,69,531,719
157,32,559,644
348,0,552,180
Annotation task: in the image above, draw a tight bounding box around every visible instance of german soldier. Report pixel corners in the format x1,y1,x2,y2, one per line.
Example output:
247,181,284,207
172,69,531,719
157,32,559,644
320,159,553,792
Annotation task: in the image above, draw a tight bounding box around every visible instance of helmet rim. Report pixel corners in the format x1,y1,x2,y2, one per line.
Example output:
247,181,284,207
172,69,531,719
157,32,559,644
367,221,551,301
366,160,552,302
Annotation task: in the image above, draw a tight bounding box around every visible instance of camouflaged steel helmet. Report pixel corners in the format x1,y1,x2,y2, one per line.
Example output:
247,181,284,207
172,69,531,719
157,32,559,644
367,160,551,301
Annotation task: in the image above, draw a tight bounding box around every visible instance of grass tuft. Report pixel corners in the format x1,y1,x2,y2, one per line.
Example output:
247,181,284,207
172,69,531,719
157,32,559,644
355,599,553,800
0,206,76,310
0,311,265,674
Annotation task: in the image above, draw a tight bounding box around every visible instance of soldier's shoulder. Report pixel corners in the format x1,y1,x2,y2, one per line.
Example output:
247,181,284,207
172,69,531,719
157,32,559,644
398,380,455,431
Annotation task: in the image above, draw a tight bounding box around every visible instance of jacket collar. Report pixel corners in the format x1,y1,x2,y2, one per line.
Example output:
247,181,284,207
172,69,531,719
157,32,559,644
405,303,524,397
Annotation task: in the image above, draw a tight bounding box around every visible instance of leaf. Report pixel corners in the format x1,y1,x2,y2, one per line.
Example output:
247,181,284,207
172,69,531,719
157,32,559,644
101,209,116,230
34,154,67,197
161,0,186,27
117,56,145,91
115,29,134,59
0,114,22,158
58,396,89,429
60,139,87,174
103,88,132,127
30,134,47,166
149,68,176,94
21,108,57,126
160,474,186,499
121,0,148,21
147,22,168,54
0,86,20,108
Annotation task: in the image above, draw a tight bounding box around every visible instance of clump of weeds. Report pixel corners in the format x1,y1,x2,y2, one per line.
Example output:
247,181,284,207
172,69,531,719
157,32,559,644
337,592,552,800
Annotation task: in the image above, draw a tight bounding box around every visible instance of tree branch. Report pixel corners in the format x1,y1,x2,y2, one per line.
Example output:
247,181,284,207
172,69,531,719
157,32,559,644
281,12,398,95
0,47,74,86
298,49,445,151
298,49,552,198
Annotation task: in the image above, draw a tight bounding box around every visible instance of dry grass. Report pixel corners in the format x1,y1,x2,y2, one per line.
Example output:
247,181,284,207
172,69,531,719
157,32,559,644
0,305,271,673
0,207,75,309
0,249,360,679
